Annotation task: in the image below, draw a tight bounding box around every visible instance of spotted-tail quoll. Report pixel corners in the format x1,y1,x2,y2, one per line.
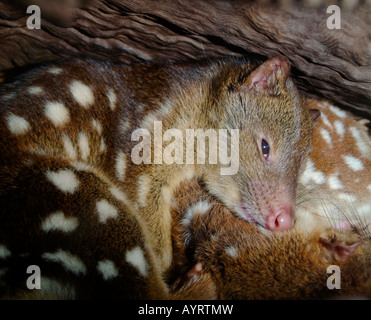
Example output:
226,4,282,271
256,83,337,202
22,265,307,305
168,99,371,299
296,99,371,230
0,56,318,298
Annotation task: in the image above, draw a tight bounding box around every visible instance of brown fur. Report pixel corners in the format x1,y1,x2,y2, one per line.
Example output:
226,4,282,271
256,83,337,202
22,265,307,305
0,54,316,297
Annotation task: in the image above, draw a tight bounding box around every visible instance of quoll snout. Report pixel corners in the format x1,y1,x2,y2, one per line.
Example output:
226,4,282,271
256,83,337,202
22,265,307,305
240,182,296,231
265,204,294,231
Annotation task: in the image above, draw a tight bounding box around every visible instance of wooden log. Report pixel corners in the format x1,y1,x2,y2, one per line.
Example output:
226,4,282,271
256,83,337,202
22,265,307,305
0,0,370,118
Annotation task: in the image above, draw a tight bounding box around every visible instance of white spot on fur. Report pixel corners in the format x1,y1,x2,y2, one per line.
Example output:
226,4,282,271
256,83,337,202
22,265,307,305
140,112,158,131
125,247,148,277
137,175,151,208
38,276,76,299
320,128,332,146
299,158,326,185
62,134,77,160
334,120,345,139
328,174,344,190
45,169,79,194
48,67,63,75
109,186,129,205
77,132,90,161
42,249,86,275
28,148,48,156
99,137,106,153
115,151,127,181
368,184,371,192
120,120,130,134
2,92,16,100
182,201,212,226
224,246,238,258
329,105,347,118
41,211,78,233
27,86,43,95
70,161,93,172
319,112,333,129
317,102,330,109
343,155,364,171
349,126,369,157
0,245,11,259
6,114,31,135
97,260,119,280
44,101,70,127
358,119,370,128
107,88,117,111
96,199,118,223
140,99,173,130
69,80,94,108
91,119,102,134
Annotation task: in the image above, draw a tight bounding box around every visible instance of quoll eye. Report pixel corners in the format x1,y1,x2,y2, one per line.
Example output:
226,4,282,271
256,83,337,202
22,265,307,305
261,139,270,160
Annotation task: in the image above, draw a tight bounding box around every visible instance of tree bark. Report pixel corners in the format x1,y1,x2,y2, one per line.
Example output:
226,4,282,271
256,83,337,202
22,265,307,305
0,0,370,118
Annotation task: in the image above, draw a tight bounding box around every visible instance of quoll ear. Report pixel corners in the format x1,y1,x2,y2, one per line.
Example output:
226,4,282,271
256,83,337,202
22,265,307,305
309,108,321,123
240,56,291,96
319,232,363,264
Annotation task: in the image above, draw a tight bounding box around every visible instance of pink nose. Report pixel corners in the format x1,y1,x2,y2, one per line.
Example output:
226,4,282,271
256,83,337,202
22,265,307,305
265,206,294,231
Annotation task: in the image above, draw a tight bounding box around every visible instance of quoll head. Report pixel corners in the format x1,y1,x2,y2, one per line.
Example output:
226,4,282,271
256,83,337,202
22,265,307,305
203,56,320,231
